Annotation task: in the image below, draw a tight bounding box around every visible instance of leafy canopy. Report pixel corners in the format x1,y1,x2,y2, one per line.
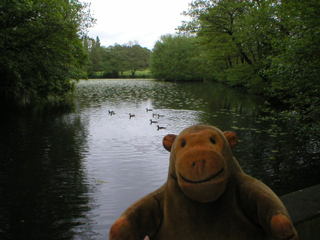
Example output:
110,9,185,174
150,34,203,81
179,0,320,135
0,0,95,100
83,39,151,78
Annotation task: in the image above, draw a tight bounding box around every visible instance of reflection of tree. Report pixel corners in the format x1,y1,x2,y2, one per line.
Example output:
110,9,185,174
234,119,320,196
0,102,94,239
150,81,261,113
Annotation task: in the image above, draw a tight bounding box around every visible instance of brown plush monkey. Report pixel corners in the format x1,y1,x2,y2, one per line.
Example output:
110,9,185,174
109,125,298,240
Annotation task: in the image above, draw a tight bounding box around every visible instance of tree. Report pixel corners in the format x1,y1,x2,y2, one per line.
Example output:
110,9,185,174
86,36,108,76
122,42,150,78
0,0,95,100
264,0,320,131
180,0,272,87
180,0,320,135
84,40,150,78
150,34,203,81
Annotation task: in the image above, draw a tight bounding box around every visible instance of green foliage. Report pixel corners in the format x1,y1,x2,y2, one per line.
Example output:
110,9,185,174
122,42,151,78
150,34,203,81
180,0,278,84
264,0,320,133
179,0,320,135
119,69,152,78
0,0,95,100
84,40,151,78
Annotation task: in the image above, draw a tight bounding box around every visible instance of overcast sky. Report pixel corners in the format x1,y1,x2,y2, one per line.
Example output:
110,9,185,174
83,0,191,50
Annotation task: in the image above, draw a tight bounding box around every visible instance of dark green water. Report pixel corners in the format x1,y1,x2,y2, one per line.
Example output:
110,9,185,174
0,79,319,239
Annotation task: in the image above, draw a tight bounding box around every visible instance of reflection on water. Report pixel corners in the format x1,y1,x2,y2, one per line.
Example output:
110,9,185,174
0,79,319,239
0,103,94,239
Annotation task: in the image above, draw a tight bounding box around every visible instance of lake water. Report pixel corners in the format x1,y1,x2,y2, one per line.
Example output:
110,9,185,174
0,79,319,239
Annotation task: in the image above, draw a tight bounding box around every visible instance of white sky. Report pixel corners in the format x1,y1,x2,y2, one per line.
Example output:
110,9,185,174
83,0,192,50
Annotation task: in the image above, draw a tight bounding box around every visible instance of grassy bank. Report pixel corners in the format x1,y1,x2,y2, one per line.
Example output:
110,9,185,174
89,69,152,79
119,69,152,78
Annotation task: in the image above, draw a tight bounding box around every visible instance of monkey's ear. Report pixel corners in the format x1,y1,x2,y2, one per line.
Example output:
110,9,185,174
223,131,238,148
163,134,177,152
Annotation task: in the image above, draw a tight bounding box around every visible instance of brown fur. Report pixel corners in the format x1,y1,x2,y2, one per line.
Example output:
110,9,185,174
109,125,298,240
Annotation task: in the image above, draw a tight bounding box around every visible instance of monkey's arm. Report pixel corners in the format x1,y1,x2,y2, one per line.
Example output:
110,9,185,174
109,185,165,240
238,175,298,240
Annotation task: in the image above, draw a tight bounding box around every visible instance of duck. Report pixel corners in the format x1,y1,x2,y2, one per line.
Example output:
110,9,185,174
108,110,115,115
152,113,158,117
150,119,158,124
146,108,153,112
129,113,135,118
157,114,165,118
157,125,166,130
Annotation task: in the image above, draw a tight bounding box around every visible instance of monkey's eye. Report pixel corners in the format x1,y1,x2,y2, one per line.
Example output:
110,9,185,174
210,138,216,144
181,141,186,147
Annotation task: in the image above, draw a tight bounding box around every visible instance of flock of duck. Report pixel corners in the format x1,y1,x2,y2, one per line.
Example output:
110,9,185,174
108,108,167,130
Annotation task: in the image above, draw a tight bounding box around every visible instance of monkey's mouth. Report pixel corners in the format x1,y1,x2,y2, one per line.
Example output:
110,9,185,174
179,168,224,184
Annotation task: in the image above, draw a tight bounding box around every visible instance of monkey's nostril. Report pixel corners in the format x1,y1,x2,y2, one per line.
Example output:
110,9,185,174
192,160,206,168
